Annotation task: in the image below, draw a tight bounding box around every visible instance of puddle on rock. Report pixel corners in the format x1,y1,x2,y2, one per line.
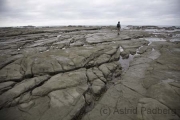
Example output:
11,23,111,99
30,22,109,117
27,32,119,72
144,29,161,32
141,37,166,45
148,48,161,60
119,46,141,72
119,54,135,72
145,29,180,33
170,38,180,42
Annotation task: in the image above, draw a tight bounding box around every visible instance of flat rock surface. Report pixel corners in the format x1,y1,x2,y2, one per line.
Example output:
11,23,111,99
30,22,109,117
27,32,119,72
0,26,179,120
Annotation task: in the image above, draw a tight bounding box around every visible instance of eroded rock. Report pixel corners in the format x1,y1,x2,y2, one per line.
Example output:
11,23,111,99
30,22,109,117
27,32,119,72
0,26,179,120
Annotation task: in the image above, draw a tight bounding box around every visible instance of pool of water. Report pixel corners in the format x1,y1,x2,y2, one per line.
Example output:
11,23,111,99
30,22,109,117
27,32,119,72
119,54,136,72
170,38,180,42
119,45,142,72
144,29,161,32
142,37,166,45
145,29,180,33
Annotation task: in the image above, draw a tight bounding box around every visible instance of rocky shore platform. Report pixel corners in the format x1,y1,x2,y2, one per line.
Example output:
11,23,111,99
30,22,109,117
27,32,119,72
0,25,179,120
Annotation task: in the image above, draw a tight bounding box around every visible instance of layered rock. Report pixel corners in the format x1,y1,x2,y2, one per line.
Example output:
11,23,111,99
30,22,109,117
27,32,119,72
82,39,180,120
0,26,179,120
0,29,122,120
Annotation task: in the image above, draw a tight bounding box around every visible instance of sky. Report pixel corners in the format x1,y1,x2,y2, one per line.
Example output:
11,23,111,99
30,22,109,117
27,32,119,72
0,0,180,27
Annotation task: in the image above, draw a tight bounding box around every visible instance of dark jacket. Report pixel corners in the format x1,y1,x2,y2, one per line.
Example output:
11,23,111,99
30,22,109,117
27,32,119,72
117,23,121,28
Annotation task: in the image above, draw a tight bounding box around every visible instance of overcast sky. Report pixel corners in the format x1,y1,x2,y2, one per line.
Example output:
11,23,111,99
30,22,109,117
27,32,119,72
0,0,180,27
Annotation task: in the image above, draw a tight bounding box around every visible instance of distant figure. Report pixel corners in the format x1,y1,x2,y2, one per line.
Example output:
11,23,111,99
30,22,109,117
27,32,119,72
117,21,121,35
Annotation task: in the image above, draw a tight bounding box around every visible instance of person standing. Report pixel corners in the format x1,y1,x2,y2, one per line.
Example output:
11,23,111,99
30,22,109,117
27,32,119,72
117,21,121,35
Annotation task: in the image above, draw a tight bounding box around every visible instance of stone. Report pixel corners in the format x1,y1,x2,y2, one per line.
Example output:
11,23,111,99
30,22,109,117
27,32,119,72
0,26,179,120
91,79,105,95
0,75,50,108
147,83,180,116
137,98,179,120
32,69,87,96
120,51,129,59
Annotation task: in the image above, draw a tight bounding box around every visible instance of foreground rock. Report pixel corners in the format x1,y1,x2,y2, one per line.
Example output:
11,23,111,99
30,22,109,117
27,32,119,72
82,40,180,120
0,26,124,120
0,26,179,120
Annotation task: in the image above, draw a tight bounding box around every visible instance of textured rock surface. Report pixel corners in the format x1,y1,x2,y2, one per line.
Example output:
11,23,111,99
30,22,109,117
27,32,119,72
0,26,179,120
82,30,180,120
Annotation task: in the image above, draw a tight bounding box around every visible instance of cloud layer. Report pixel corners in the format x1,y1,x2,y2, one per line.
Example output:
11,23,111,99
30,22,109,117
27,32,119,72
0,0,180,26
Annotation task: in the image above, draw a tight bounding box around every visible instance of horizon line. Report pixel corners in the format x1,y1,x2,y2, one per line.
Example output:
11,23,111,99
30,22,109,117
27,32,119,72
0,24,180,28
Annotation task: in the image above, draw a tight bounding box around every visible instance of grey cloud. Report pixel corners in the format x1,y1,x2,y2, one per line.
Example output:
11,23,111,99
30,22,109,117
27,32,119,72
0,0,180,26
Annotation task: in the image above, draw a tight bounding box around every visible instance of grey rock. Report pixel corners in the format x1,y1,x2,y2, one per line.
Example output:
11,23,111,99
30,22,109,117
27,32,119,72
91,79,105,95
0,75,50,108
0,26,179,120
